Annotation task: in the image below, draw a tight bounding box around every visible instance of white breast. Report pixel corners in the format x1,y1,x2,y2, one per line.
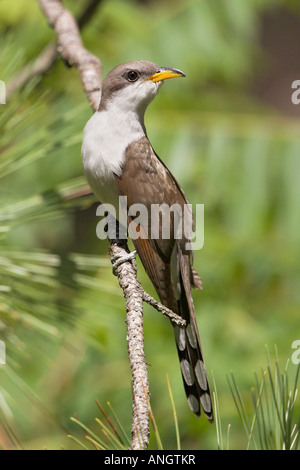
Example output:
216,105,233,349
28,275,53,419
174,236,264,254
81,78,161,208
81,106,145,208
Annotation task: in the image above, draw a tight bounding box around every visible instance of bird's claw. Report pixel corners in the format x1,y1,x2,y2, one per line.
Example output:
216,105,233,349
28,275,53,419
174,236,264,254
111,250,137,276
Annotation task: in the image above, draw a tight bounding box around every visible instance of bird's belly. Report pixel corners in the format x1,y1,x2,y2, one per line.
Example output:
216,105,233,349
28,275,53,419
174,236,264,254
83,160,121,216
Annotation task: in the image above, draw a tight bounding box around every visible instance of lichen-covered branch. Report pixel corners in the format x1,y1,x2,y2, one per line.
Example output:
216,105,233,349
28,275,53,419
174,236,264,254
39,0,150,449
38,1,183,450
109,242,150,449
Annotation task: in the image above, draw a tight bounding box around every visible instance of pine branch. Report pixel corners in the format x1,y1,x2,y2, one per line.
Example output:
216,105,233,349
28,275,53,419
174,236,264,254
109,242,150,449
6,42,57,100
37,0,169,450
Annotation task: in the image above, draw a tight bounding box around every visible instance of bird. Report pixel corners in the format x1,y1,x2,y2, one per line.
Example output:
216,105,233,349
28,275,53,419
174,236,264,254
82,60,213,421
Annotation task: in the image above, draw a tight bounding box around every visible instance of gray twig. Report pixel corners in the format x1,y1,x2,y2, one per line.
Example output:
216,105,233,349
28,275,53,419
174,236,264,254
109,244,185,449
37,0,152,450
142,291,186,327
109,242,150,449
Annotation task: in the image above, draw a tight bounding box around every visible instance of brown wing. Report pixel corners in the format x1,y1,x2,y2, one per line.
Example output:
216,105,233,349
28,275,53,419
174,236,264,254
114,135,186,306
114,136,213,420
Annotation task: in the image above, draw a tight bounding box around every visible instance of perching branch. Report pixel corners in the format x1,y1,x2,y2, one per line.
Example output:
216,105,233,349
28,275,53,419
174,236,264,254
38,0,184,450
109,241,185,450
109,241,150,449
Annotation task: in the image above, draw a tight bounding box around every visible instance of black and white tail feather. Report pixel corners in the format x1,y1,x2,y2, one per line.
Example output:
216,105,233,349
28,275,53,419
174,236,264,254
173,247,213,420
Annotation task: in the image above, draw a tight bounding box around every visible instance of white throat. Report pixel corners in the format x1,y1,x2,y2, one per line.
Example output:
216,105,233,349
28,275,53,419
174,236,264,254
81,80,160,207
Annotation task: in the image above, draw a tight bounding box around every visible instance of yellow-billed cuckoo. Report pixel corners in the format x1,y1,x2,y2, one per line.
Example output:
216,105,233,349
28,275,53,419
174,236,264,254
82,61,213,421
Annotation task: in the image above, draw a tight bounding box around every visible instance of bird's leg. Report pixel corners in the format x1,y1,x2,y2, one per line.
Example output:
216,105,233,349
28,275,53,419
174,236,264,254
111,249,137,275
108,216,138,275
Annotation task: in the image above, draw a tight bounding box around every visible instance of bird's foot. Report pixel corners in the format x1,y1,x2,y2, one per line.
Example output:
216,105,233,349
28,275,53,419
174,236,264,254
111,250,137,276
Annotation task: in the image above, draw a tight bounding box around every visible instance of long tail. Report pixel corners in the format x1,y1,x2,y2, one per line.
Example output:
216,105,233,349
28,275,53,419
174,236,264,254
129,228,213,420
173,247,213,420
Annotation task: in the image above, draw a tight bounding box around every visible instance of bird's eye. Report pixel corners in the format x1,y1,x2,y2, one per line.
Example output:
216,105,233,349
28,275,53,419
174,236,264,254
126,70,139,82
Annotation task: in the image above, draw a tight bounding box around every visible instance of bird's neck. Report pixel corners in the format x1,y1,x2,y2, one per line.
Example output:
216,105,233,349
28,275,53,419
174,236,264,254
105,97,148,134
102,100,147,151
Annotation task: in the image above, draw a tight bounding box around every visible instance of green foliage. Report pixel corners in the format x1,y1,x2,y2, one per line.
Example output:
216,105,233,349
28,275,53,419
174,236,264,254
0,0,299,450
227,353,300,450
69,378,181,450
71,358,300,450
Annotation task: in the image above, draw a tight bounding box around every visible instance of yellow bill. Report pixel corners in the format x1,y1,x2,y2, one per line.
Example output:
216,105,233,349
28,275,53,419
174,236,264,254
147,67,186,83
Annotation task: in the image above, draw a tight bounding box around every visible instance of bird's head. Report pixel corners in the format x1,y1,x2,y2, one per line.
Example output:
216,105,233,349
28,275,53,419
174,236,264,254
99,60,185,115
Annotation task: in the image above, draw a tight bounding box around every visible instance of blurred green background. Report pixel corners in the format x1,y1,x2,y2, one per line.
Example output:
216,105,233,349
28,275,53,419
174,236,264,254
0,0,299,450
